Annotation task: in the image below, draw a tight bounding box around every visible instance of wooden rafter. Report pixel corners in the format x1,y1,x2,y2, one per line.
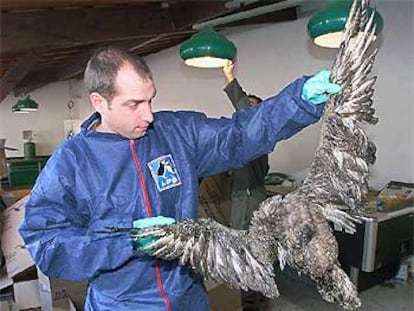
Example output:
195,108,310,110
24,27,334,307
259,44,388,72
0,50,44,101
1,1,299,101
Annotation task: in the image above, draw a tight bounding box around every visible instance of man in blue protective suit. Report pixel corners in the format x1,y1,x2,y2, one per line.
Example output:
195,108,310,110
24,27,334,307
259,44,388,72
18,46,340,311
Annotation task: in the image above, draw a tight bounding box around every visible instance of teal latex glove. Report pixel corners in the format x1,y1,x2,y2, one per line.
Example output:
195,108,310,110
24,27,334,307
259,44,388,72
132,216,175,251
301,69,342,105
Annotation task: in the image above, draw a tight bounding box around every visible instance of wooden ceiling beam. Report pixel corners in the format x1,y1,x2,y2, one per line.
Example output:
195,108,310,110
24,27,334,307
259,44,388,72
12,38,152,94
1,2,227,56
1,1,300,99
0,50,44,102
0,1,160,10
215,7,298,28
1,1,227,99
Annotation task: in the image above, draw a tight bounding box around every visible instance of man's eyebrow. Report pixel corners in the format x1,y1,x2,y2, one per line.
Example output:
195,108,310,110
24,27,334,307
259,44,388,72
122,92,156,106
122,99,145,106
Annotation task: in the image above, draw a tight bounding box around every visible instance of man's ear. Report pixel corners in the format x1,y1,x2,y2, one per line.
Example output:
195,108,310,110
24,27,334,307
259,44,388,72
89,92,107,112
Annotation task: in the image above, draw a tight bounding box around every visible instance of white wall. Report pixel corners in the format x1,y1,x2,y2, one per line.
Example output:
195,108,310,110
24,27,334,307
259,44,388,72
0,79,91,157
0,0,412,188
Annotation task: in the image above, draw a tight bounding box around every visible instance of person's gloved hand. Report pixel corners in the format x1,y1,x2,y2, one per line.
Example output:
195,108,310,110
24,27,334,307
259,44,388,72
132,216,175,251
301,69,342,105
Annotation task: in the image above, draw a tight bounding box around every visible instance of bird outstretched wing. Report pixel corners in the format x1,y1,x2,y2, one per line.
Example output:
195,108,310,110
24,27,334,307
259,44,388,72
243,3,381,308
302,0,380,232
133,218,279,298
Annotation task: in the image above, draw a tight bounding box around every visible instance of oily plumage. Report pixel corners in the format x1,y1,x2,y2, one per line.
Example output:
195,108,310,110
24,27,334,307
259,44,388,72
106,0,380,309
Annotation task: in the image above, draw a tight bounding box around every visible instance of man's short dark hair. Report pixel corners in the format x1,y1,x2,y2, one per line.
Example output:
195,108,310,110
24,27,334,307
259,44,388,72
248,94,263,103
84,46,152,102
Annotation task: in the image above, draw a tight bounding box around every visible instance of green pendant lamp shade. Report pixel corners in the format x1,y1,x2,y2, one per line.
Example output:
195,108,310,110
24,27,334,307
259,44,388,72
11,95,39,113
180,27,237,68
308,0,383,48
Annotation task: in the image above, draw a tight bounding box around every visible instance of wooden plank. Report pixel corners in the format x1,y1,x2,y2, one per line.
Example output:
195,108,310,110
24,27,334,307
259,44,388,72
12,39,148,95
0,0,157,10
1,2,227,55
215,7,298,28
0,51,43,102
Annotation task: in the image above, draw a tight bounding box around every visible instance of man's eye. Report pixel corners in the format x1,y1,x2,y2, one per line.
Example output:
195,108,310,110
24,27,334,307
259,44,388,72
128,102,139,108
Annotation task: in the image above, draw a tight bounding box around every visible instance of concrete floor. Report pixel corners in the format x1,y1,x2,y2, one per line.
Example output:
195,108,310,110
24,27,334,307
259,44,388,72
261,272,413,311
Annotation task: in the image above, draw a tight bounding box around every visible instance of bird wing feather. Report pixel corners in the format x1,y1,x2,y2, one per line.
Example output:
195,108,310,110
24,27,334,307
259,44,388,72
302,0,379,231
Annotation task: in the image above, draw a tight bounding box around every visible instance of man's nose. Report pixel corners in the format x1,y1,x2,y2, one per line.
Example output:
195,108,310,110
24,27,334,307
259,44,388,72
142,102,154,123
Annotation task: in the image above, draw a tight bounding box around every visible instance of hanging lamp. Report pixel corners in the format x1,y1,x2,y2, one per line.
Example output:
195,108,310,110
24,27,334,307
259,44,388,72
179,27,237,68
307,0,383,48
11,95,39,113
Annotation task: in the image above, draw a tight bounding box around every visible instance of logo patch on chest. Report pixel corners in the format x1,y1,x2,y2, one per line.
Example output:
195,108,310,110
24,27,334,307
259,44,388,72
148,154,182,192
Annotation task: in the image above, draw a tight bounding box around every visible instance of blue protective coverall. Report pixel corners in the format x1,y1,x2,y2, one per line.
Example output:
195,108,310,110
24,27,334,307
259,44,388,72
19,77,324,311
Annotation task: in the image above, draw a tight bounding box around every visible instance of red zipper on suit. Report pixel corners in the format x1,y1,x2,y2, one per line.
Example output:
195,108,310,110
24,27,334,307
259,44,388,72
130,140,172,311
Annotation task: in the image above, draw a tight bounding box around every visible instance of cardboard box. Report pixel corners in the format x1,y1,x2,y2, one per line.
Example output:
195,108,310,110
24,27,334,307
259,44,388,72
37,269,87,311
1,196,35,279
53,297,77,311
13,271,85,311
198,173,232,226
0,299,16,311
13,279,41,310
207,283,241,311
0,261,13,291
0,274,13,295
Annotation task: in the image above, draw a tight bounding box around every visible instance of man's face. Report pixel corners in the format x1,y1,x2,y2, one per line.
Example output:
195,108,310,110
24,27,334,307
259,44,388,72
91,64,156,139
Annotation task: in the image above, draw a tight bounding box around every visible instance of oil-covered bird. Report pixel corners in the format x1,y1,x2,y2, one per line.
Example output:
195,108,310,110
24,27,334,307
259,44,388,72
104,0,380,309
